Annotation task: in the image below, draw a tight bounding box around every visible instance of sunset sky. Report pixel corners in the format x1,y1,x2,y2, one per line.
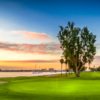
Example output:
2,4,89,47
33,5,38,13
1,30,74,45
0,0,100,69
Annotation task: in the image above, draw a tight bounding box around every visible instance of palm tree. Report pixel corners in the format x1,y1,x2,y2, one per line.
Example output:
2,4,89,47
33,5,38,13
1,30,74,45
64,60,68,77
60,58,64,76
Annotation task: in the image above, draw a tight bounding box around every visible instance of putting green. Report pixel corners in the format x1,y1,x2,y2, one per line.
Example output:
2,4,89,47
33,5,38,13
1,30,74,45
0,72,100,100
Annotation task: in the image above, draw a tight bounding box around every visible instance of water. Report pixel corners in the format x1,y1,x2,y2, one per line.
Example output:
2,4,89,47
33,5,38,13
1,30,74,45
0,72,64,78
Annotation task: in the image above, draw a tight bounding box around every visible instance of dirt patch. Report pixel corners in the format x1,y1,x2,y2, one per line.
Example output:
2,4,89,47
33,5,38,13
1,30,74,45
46,74,58,77
0,81,8,84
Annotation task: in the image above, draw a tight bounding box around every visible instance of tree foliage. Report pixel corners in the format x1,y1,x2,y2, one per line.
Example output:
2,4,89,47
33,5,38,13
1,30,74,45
60,58,64,64
60,58,64,76
58,22,96,77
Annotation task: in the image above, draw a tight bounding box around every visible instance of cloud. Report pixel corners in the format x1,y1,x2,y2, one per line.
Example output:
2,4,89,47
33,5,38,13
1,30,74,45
11,30,52,40
95,44,100,48
1,60,59,63
85,56,100,67
0,42,62,55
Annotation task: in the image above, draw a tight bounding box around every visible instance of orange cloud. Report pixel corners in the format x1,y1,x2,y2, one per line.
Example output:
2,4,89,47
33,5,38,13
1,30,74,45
0,60,59,63
11,31,52,40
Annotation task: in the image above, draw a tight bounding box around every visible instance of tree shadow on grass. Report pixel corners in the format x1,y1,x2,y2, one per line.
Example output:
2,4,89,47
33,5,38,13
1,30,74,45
1,91,100,100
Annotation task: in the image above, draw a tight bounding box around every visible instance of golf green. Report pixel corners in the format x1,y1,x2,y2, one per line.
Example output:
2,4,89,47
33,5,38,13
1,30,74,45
0,72,100,100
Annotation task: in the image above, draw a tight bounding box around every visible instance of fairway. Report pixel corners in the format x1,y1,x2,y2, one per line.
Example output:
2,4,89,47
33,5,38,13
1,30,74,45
0,72,100,100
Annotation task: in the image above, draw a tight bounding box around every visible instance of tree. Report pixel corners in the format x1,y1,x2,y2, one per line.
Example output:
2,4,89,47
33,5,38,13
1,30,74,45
64,59,68,77
58,22,96,77
60,58,64,76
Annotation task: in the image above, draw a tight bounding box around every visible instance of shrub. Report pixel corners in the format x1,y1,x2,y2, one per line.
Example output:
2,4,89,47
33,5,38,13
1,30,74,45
97,66,100,71
90,68,97,72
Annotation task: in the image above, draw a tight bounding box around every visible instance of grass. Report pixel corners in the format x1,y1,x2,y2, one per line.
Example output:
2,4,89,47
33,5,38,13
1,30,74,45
0,72,100,100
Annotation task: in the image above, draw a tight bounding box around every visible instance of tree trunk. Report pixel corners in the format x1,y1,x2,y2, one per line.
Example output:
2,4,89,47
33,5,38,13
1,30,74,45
89,64,90,69
76,70,80,77
61,64,62,76
65,64,67,77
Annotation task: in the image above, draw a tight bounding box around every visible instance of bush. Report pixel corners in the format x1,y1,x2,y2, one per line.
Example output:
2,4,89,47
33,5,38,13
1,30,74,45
90,68,97,72
97,66,100,71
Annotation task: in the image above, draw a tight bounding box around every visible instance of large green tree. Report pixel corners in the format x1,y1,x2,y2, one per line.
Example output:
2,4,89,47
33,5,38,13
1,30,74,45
58,22,96,77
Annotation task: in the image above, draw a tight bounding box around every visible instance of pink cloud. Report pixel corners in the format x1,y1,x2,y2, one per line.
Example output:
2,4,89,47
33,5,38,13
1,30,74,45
11,31,52,40
0,42,62,55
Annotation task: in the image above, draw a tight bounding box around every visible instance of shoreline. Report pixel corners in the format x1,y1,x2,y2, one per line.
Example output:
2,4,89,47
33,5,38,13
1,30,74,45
0,72,66,78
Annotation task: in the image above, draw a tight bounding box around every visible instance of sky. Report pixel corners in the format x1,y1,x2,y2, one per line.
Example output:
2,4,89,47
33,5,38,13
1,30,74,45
0,0,100,69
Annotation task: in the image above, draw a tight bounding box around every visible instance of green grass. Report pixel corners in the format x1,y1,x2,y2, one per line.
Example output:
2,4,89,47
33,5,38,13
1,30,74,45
0,72,100,100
